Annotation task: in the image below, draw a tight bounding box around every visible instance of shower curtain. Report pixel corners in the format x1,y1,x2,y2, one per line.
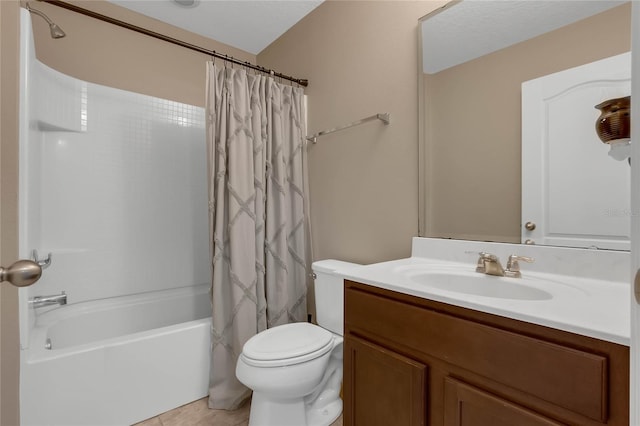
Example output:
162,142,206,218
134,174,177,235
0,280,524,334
206,63,309,410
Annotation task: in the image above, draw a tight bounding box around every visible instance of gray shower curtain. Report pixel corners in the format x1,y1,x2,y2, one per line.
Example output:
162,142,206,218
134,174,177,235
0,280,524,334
205,62,308,410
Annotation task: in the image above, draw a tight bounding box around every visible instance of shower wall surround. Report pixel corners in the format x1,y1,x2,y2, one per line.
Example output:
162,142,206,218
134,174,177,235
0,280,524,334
19,20,209,347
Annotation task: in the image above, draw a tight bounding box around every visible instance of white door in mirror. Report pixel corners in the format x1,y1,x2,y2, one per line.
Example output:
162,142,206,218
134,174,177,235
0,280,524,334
522,52,631,250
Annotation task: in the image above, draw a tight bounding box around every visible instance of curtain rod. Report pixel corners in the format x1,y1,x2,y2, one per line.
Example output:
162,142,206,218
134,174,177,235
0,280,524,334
39,0,309,87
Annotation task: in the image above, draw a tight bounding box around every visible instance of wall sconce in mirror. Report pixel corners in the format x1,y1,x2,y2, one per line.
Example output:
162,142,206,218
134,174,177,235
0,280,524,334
595,96,631,161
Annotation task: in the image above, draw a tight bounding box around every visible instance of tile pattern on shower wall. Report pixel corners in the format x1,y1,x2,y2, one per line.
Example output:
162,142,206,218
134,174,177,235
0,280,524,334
32,59,85,132
134,397,344,426
25,57,210,305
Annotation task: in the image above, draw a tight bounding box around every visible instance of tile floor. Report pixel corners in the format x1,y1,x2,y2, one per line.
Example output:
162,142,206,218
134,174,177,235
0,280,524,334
134,397,343,426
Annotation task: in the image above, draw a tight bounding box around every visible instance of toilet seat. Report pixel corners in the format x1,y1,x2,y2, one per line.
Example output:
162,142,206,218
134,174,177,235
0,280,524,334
241,322,334,368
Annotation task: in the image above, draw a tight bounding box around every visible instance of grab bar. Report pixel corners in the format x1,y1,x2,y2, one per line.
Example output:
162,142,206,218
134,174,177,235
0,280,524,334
306,113,390,144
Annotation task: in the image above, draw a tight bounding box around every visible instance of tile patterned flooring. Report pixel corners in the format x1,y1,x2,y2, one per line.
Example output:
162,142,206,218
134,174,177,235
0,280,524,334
134,397,343,426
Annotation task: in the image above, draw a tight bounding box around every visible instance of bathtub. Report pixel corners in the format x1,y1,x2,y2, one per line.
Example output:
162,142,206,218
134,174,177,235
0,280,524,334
20,284,212,426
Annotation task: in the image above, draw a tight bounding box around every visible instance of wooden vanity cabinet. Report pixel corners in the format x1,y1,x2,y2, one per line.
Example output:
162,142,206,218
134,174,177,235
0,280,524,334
343,280,629,426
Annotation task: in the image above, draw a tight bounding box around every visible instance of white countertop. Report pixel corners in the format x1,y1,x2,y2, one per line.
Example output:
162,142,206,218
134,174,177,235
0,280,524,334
340,238,631,346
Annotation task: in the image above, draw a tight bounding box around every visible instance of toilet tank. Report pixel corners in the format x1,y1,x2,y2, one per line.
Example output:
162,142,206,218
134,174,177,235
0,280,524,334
312,259,361,336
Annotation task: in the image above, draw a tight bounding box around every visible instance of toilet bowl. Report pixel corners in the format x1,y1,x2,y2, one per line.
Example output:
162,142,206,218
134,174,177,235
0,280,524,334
235,260,359,426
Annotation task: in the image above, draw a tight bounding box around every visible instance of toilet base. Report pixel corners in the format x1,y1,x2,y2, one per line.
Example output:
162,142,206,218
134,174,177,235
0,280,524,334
306,397,342,426
248,392,305,426
248,392,342,426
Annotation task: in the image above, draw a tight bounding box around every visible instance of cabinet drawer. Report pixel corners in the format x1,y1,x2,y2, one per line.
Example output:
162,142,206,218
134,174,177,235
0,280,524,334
345,286,608,422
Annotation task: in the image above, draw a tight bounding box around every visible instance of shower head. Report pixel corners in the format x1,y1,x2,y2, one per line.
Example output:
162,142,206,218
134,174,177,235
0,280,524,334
48,22,66,39
26,3,66,39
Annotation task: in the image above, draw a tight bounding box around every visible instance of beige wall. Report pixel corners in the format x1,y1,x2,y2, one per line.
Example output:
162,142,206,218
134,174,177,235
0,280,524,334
423,4,631,243
1,0,22,424
259,1,445,264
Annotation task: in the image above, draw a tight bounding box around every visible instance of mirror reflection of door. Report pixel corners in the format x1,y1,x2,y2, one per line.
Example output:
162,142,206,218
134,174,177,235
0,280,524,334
522,52,631,250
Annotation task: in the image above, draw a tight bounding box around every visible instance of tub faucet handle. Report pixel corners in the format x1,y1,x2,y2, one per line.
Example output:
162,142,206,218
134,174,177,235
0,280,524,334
32,249,52,270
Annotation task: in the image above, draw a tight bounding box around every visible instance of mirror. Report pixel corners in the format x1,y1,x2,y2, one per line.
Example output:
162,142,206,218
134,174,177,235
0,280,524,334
418,1,631,249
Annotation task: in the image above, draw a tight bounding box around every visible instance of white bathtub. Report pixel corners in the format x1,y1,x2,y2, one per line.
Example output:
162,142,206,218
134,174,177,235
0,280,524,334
20,284,212,426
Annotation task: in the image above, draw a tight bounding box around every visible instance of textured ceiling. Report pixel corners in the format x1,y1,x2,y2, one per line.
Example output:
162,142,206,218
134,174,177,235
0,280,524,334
107,0,323,55
421,1,626,74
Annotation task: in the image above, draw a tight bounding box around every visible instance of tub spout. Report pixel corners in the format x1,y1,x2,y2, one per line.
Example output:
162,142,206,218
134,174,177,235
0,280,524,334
29,291,67,308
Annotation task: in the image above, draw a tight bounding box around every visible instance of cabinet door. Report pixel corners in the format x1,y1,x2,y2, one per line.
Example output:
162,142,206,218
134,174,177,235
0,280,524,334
344,335,426,426
443,377,564,426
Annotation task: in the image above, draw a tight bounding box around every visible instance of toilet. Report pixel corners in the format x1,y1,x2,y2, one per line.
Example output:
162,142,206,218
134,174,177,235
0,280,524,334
236,259,359,426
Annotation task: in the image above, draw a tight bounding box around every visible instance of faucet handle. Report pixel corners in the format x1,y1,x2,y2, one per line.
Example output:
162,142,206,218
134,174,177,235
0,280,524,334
474,252,498,273
505,255,534,278
479,252,500,261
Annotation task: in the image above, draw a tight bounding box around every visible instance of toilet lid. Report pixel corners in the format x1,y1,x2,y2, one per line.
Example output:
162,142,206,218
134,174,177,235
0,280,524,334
242,322,333,362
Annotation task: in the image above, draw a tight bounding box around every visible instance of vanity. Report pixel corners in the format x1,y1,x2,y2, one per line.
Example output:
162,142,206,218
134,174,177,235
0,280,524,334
340,238,630,426
383,2,633,424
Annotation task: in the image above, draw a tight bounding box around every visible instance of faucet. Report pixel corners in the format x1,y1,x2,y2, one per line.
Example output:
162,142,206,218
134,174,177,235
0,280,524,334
475,252,505,276
475,253,534,278
28,291,67,308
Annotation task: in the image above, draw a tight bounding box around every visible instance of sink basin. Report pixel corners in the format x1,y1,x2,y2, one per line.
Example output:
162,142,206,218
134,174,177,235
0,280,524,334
409,271,553,301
